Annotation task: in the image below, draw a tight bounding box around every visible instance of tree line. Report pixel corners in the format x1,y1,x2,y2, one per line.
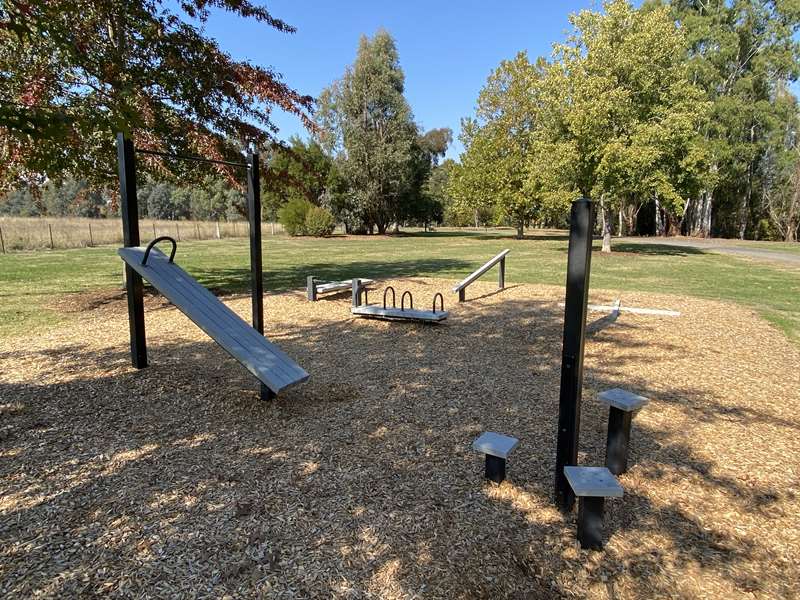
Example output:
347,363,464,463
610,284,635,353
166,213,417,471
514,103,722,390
1,1,798,242
448,0,800,245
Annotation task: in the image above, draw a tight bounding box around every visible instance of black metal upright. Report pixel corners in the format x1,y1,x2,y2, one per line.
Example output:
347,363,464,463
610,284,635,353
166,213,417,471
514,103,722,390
554,198,594,512
117,132,147,369
246,150,273,400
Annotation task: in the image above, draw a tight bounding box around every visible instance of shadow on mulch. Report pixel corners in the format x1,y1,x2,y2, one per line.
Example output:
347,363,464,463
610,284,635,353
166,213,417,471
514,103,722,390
0,295,793,597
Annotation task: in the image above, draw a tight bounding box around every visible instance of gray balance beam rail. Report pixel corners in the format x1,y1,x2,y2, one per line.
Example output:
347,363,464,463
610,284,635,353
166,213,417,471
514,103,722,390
119,242,309,395
452,249,510,302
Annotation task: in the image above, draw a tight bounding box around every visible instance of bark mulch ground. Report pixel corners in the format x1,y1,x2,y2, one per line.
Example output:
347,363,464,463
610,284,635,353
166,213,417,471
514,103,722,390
1,278,799,599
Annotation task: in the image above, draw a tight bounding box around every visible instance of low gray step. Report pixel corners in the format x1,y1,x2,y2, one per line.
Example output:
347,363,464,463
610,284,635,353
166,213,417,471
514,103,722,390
472,432,519,458
563,466,623,498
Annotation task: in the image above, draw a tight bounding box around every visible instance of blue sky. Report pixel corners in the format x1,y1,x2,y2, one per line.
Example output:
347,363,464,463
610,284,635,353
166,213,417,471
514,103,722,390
199,1,600,159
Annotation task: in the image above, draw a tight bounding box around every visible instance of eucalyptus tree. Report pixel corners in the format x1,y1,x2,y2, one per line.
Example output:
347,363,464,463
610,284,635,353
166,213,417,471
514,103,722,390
315,30,421,234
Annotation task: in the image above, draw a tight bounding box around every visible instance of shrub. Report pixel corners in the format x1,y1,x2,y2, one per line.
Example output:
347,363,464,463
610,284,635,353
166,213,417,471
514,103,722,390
278,198,312,236
304,205,336,236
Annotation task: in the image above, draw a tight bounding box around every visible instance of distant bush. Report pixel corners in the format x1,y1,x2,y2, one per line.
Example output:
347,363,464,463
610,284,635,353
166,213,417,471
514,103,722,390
278,198,312,236
755,218,781,241
304,205,336,236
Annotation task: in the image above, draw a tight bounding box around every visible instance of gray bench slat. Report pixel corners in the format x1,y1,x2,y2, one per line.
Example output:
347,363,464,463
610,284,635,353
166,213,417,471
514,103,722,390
351,305,448,322
316,278,374,294
452,249,510,292
119,247,309,393
121,248,304,390
126,251,303,388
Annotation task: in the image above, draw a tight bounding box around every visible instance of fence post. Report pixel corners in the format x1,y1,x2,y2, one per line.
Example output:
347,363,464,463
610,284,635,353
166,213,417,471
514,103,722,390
176,222,180,241
215,220,221,239
88,223,94,247
48,223,54,249
554,198,594,513
152,222,156,238
0,225,5,254
196,223,200,240
233,221,237,237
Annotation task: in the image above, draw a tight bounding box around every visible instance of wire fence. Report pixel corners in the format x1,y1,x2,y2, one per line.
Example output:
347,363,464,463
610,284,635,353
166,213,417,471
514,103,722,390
0,217,286,253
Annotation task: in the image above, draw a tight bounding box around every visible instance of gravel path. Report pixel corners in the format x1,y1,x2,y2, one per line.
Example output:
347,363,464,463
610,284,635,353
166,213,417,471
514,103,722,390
618,236,800,266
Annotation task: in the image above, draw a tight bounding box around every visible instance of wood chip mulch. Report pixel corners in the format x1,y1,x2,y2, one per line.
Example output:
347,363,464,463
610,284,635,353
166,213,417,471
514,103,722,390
1,278,799,599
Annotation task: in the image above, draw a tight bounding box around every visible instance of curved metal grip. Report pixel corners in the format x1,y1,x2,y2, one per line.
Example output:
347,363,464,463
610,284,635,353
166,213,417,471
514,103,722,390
142,236,177,266
401,290,413,311
432,293,444,314
383,286,396,309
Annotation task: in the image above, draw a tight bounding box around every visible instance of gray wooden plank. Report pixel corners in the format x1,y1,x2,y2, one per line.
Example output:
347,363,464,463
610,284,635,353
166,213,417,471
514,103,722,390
351,305,448,322
316,278,374,294
126,250,306,389
124,250,302,387
119,246,308,393
122,250,301,389
452,249,510,292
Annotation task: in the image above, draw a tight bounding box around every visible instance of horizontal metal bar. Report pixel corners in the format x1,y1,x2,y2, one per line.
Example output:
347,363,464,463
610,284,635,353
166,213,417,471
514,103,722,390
135,148,248,168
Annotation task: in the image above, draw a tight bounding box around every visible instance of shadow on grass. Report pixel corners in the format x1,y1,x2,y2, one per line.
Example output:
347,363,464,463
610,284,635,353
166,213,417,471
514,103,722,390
188,257,472,295
610,242,707,257
398,230,571,242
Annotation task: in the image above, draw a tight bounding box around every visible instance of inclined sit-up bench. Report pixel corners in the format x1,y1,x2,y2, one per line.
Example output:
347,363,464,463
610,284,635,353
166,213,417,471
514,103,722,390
350,280,448,322
307,276,374,301
452,249,509,302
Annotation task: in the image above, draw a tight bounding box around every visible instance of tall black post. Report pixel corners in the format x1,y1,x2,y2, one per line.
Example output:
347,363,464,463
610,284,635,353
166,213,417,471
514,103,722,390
247,150,274,400
554,198,594,512
117,132,147,369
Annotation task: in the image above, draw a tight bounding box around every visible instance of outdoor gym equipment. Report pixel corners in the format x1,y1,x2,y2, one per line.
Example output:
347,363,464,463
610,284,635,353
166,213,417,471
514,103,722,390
307,276,374,301
452,249,509,301
350,280,448,322
115,132,308,399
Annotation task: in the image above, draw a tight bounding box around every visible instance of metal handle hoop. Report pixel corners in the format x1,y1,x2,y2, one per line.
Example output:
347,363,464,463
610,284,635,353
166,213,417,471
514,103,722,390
432,293,444,314
383,286,396,309
142,236,177,265
401,290,413,311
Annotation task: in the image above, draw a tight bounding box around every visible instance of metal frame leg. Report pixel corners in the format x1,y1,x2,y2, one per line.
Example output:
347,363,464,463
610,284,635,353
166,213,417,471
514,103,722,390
605,407,633,475
307,276,317,301
577,496,605,550
485,455,506,483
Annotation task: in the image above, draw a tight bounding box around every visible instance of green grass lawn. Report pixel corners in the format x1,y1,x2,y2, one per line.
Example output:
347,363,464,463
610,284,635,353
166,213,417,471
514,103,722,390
2,228,799,344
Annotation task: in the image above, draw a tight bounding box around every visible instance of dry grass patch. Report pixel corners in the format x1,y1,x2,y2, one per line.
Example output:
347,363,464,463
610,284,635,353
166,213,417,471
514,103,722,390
1,278,799,598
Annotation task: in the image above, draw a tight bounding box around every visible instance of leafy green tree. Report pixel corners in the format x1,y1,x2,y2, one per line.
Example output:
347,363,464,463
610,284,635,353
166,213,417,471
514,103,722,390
316,30,421,234
530,0,709,250
449,52,545,238
652,0,800,239
278,197,312,236
263,136,335,224
0,1,312,193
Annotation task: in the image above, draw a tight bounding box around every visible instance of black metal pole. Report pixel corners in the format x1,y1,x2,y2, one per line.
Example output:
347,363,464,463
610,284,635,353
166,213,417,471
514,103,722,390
577,496,605,550
117,132,147,369
605,407,633,475
247,150,273,401
554,198,594,512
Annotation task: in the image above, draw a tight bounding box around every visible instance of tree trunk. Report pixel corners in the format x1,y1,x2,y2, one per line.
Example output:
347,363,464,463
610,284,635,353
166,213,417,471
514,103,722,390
516,221,524,239
474,209,479,229
655,196,664,236
618,206,624,237
601,198,612,252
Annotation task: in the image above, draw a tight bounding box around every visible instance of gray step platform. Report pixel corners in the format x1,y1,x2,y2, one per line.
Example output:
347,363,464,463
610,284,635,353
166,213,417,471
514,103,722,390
351,305,448,322
119,246,309,394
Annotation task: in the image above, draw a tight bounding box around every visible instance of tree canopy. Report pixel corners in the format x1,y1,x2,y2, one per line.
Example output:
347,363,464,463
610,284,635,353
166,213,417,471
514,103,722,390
0,0,313,192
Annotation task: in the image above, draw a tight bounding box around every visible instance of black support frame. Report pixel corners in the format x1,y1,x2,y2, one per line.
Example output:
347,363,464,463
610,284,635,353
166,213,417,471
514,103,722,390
554,198,595,512
116,133,271,400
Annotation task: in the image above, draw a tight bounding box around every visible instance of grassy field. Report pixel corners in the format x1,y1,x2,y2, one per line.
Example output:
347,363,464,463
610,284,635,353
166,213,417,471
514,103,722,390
1,228,799,343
